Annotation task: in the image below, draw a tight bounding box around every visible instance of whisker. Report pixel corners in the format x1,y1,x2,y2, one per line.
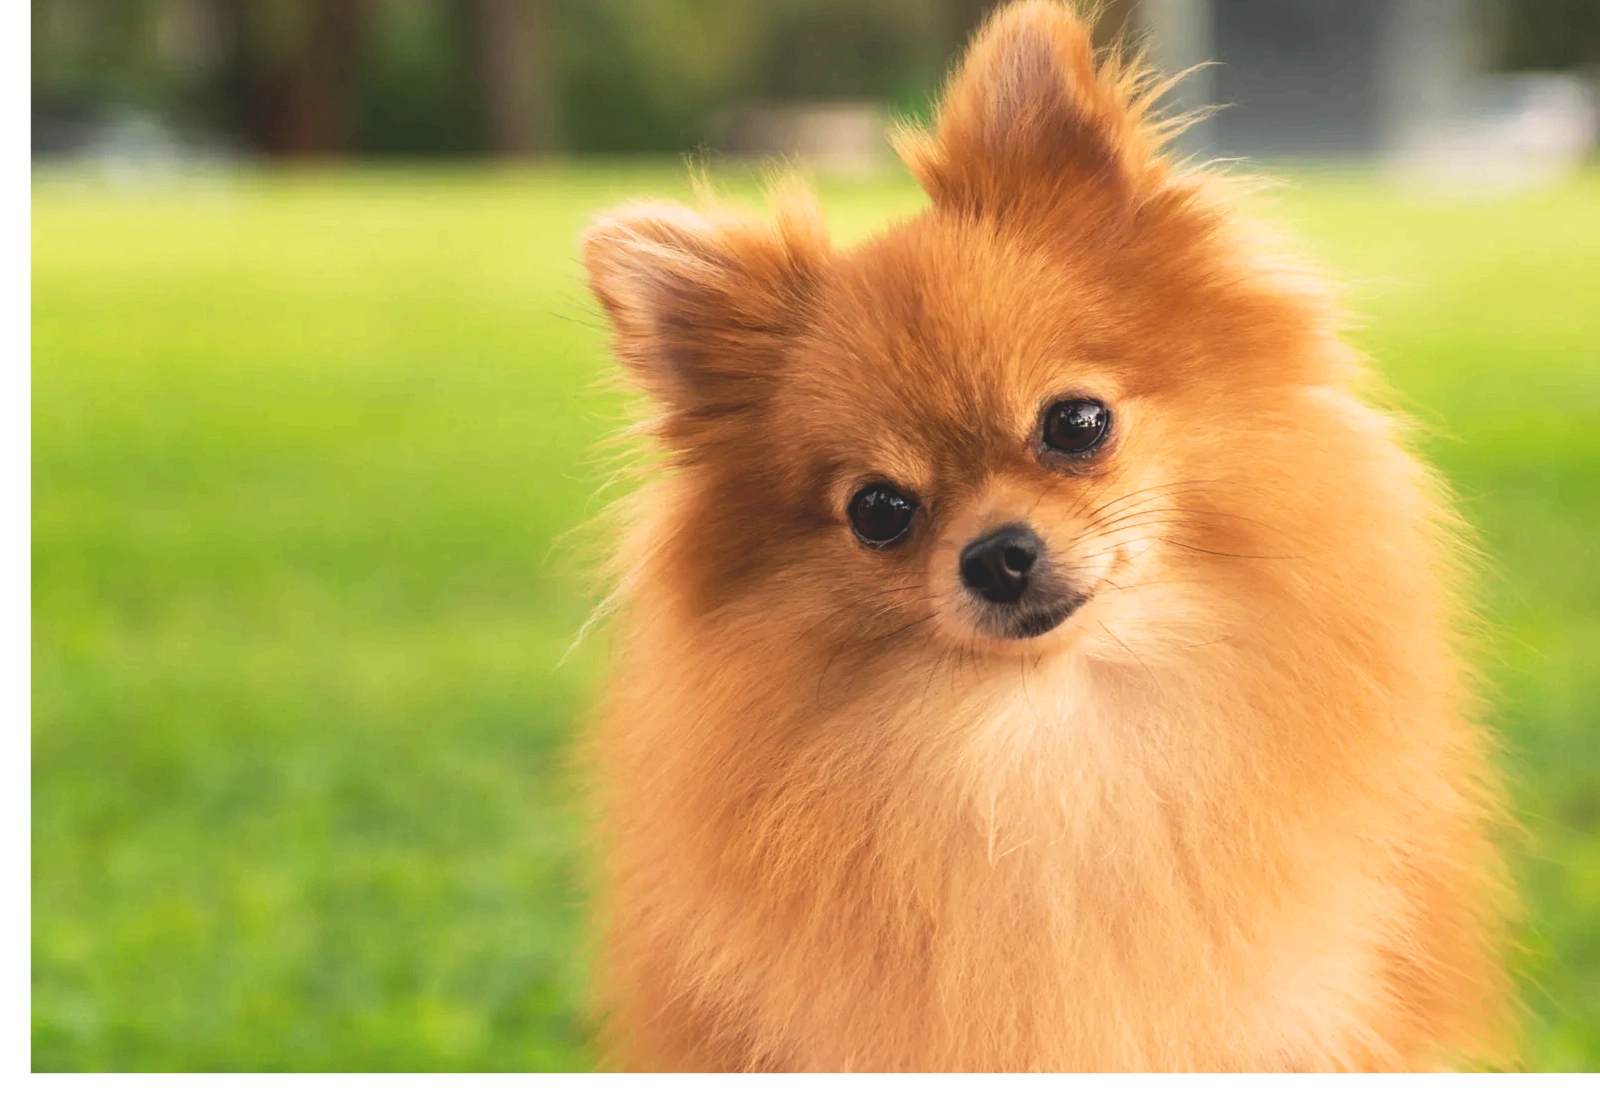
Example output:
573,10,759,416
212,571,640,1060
811,614,936,707
1019,654,1042,727
1082,504,1296,542
1159,538,1303,561
1100,622,1156,682
1078,478,1249,523
921,640,955,714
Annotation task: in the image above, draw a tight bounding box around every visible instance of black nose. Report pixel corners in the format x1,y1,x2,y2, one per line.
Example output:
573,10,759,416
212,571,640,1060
959,524,1041,605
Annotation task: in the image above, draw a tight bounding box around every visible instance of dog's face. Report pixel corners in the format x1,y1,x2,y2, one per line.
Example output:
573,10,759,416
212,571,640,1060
775,223,1158,653
781,218,1199,655
585,2,1339,669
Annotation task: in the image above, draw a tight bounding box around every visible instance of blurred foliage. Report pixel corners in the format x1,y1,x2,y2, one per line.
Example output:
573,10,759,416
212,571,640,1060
554,0,764,154
555,0,948,153
30,0,966,156
1493,0,1600,73
356,1,484,155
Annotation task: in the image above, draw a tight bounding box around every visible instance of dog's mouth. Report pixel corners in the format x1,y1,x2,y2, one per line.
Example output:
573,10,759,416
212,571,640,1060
979,588,1094,640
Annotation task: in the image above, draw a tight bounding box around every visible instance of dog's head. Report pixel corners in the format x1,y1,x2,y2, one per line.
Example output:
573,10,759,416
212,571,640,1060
583,1,1351,668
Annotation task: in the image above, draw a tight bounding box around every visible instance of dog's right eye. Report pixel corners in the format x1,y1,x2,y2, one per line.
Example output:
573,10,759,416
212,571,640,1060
849,483,918,548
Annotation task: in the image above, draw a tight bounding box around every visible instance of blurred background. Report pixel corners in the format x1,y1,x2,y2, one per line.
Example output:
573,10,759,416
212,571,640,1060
30,0,1600,1071
27,0,1600,171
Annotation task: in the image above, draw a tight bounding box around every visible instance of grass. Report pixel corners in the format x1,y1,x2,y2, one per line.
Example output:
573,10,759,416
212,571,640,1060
31,162,1600,1071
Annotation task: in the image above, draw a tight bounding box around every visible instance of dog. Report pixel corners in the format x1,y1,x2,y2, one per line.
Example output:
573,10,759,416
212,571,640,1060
577,0,1513,1071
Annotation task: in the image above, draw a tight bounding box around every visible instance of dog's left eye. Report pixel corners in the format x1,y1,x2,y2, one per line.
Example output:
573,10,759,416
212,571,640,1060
849,483,918,548
1042,398,1111,456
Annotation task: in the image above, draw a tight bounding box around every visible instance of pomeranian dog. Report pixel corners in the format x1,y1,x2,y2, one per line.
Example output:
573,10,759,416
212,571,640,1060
578,0,1512,1072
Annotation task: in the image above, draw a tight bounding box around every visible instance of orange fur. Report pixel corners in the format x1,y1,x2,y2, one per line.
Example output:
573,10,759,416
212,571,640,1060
578,0,1513,1072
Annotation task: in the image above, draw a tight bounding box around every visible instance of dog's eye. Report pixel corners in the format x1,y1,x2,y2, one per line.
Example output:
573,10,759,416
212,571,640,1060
849,483,918,548
1042,398,1111,456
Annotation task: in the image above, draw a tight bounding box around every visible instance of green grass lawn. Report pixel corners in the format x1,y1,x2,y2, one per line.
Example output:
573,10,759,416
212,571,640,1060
31,163,1600,1070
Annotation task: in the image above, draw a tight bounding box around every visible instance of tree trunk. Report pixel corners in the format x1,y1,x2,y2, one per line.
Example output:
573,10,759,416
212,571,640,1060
215,0,370,157
462,0,553,157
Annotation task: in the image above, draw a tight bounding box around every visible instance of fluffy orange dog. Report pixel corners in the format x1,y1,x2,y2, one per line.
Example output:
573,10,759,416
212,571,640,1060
579,0,1511,1072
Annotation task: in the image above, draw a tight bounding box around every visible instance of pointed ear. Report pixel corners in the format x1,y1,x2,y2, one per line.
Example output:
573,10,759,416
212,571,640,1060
894,0,1174,216
581,196,828,450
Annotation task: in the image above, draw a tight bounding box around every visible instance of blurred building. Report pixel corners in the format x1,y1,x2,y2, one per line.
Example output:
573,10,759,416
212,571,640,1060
1144,0,1594,172
1144,0,1469,158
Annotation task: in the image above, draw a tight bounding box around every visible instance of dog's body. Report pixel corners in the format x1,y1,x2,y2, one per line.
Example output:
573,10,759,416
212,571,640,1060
580,1,1511,1071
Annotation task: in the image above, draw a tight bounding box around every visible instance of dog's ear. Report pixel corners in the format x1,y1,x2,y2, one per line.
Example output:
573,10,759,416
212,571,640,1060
895,0,1175,217
582,196,828,451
